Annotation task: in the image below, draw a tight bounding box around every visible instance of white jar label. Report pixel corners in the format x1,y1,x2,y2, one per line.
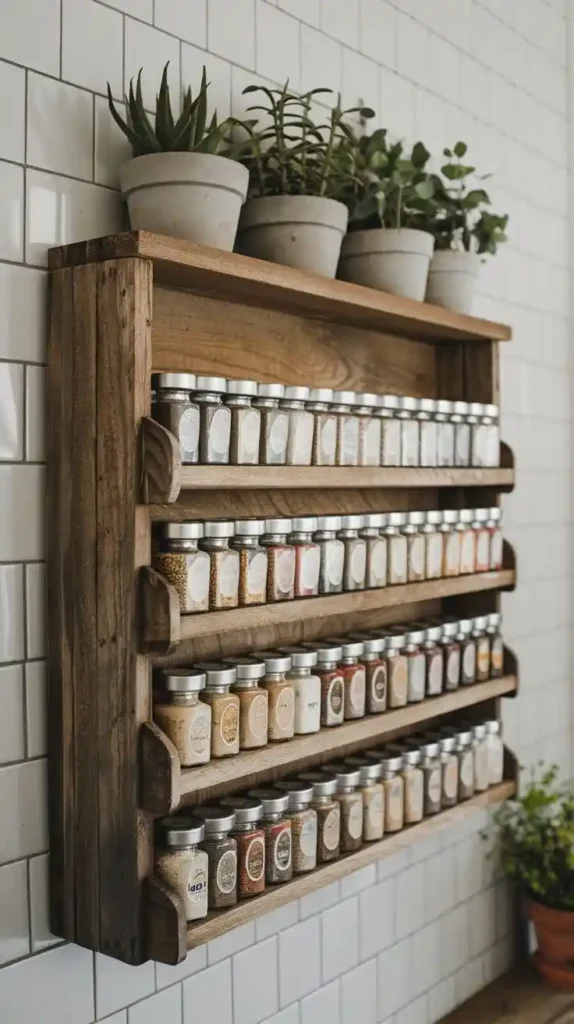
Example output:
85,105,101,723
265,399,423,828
460,752,474,789
245,837,265,882
460,533,475,573
401,420,419,466
390,536,407,583
321,416,337,458
438,423,454,466
447,649,460,686
370,664,387,705
347,800,363,839
239,409,260,457
274,830,292,871
369,539,387,585
209,406,231,457
322,807,340,850
277,548,296,592
300,816,317,857
342,417,359,462
407,655,425,701
382,419,401,466
420,421,437,466
327,676,344,721
409,535,424,577
220,703,239,747
455,423,470,466
366,790,384,831
463,644,475,680
445,534,460,574
179,406,200,456
427,767,442,805
487,425,500,466
275,687,295,730
187,555,210,606
443,760,458,799
248,694,268,740
488,737,504,784
217,850,237,894
294,676,321,732
427,653,443,695
476,531,490,570
389,658,407,705
269,412,289,456
291,411,314,464
490,530,503,569
187,864,208,904
351,542,367,584
190,712,211,756
426,533,443,578
301,546,321,590
247,551,267,596
219,551,239,599
405,774,423,820
362,419,381,462
325,542,344,586
349,667,366,712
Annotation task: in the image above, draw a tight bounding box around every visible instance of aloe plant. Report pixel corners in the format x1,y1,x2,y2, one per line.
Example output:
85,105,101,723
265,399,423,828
108,63,237,157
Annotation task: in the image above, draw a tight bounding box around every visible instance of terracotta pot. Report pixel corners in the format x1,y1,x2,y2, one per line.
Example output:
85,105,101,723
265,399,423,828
529,898,574,990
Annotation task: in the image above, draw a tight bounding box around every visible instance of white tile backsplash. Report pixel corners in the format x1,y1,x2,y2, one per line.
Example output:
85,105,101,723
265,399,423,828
300,979,340,1024
278,917,321,1006
62,0,124,98
0,759,48,864
340,959,378,1024
208,0,256,69
26,169,122,267
25,563,46,660
0,942,94,1024
322,898,359,983
233,937,278,1024
155,945,206,990
0,161,24,262
28,853,59,952
256,1,300,88
0,664,25,764
0,860,29,964
0,466,44,561
0,0,61,76
183,960,232,1024
0,362,23,461
0,565,25,663
124,17,181,110
95,954,155,1018
28,73,95,180
25,661,47,758
128,986,182,1024
25,366,45,463
154,0,206,46
0,62,25,163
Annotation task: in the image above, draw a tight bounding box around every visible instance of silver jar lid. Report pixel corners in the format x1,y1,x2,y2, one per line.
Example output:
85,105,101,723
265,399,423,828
472,723,487,740
340,514,364,530
488,507,502,521
425,510,442,526
468,402,484,417
473,508,489,523
220,796,263,825
308,387,334,403
252,650,292,674
349,633,386,654
224,657,266,682
487,612,502,629
226,378,258,397
305,643,343,663
315,515,342,532
322,763,361,787
418,398,435,414
379,394,400,411
195,662,237,688
484,403,498,417
424,625,442,643
257,382,285,399
290,516,318,533
298,770,338,797
203,519,234,539
439,735,457,753
277,645,318,669
456,729,473,745
264,518,292,534
472,615,488,632
458,509,473,524
381,754,403,772
386,511,407,527
332,390,356,406
386,632,406,650
163,521,204,540
402,748,422,767
248,788,290,815
275,780,314,807
398,396,417,412
152,372,196,391
356,392,379,408
484,719,501,735
193,806,236,834
441,621,459,639
283,385,310,402
405,628,425,645
195,375,227,393
160,815,205,847
158,668,206,693
326,637,364,659
362,513,386,529
345,756,383,783
452,400,468,416
407,510,426,526
234,518,265,536
420,740,441,758
436,399,453,415
456,618,473,635
441,509,458,525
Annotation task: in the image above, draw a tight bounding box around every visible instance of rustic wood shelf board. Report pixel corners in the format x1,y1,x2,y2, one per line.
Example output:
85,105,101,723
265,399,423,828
440,966,574,1023
178,465,514,492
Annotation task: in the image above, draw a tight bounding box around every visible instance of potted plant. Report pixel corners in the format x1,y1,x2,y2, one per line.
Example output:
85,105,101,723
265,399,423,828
424,142,509,314
107,64,248,250
235,84,373,278
488,764,574,990
337,128,435,301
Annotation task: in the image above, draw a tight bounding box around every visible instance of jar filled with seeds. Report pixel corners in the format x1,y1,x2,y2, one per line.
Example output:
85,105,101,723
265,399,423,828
261,518,296,602
298,771,340,862
385,512,408,585
195,376,231,464
197,663,239,759
195,806,237,909
281,385,314,466
156,816,208,921
248,789,292,885
456,729,475,800
154,669,211,767
280,646,321,735
436,399,455,467
151,372,200,463
339,514,367,591
484,719,504,785
400,747,424,824
329,638,366,720
487,612,504,678
222,797,265,898
420,740,442,815
458,619,476,685
254,383,289,465
473,616,491,682
323,764,363,852
473,509,490,573
360,513,387,589
276,782,318,873
356,393,381,466
471,723,490,792
306,643,345,727
422,510,443,580
314,515,345,595
332,390,359,466
231,519,268,607
469,402,486,466
440,510,461,577
484,404,500,467
441,621,461,691
458,509,476,575
404,510,426,582
346,758,384,841
227,657,268,750
452,401,471,468
404,627,426,703
385,631,408,707
154,522,210,614
352,634,387,713
423,624,444,696
200,520,240,609
487,507,503,570
418,398,438,467
256,652,295,742
398,396,419,467
308,387,337,466
381,754,404,832
289,517,321,598
225,378,261,465
438,735,459,808
378,394,401,467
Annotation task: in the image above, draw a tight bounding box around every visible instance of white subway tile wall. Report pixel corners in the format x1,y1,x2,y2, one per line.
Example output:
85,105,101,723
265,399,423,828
0,0,570,1020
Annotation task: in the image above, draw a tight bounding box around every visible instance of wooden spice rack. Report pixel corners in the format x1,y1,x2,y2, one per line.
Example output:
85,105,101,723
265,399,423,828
47,230,518,967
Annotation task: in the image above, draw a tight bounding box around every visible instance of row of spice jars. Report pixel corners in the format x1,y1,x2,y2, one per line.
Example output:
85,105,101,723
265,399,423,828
154,507,503,614
152,372,501,469
153,612,504,766
155,719,504,921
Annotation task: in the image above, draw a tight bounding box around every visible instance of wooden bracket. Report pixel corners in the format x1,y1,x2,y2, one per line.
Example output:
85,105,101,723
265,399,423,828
140,567,181,654
503,646,519,696
141,416,182,505
144,876,187,966
499,442,515,492
503,540,517,587
140,721,181,815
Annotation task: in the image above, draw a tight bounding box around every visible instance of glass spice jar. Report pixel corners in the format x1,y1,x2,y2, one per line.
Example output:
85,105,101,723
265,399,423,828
195,806,238,909
404,510,426,582
289,517,321,598
404,628,426,703
154,668,211,767
248,789,292,885
226,657,268,750
458,619,476,685
280,646,321,735
473,616,491,682
225,378,261,465
329,637,366,720
380,755,405,832
400,748,424,824
221,797,266,898
438,734,459,808
346,757,385,841
458,509,476,575
306,643,345,727
156,816,208,921
487,612,504,677
436,399,455,467
323,764,363,852
385,632,408,707
200,520,240,610
298,771,340,862
194,375,231,464
471,723,490,792
356,392,382,467
339,515,367,591
452,400,471,467
440,509,461,577
260,518,296,602
196,663,239,758
314,515,345,595
420,740,442,815
422,510,443,580
469,402,486,466
231,519,268,607
377,394,401,467
484,719,504,785
473,508,491,573
487,507,503,570
350,633,387,713
308,387,337,466
398,396,420,467
455,730,475,800
256,652,295,742
360,513,387,589
423,624,444,696
151,372,200,464
441,621,461,691
385,512,408,585
417,398,438,467
276,782,318,873
281,385,314,466
331,390,359,466
254,383,289,465
484,404,500,467
154,521,210,615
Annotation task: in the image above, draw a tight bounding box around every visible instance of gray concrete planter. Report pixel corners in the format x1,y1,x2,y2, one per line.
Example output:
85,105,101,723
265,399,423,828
338,227,434,301
237,195,349,278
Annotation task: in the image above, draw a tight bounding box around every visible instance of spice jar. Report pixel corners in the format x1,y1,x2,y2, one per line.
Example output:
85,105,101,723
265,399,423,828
248,789,292,885
154,669,211,767
332,390,359,466
422,510,443,580
470,402,487,466
455,729,475,800
471,723,490,792
195,376,231,464
466,402,481,466
260,518,296,602
400,748,424,824
346,757,384,841
254,383,289,465
156,816,208,921
151,372,200,463
385,632,408,707
385,512,408,585
398,396,419,467
458,509,476,575
404,628,426,703
440,509,461,577
280,646,321,735
339,514,367,591
276,781,318,873
487,612,504,677
438,735,459,808
314,515,345,595
458,619,476,685
441,621,461,691
484,719,504,785
423,625,444,696
420,740,442,815
200,520,240,609
417,398,438,467
436,399,455,467
281,385,314,466
197,663,239,758
225,378,261,465
227,657,268,750
484,404,500,466
473,616,491,682
360,513,387,589
307,643,345,727
256,652,295,742
487,507,503,570
289,517,320,598
231,519,268,607
329,637,366,720
222,797,265,898
378,394,401,467
195,806,237,909
380,755,404,832
351,633,387,713
154,522,210,614
452,401,471,467
298,771,340,862
473,509,490,573
404,510,426,582
356,393,381,466
323,764,363,852
308,387,337,466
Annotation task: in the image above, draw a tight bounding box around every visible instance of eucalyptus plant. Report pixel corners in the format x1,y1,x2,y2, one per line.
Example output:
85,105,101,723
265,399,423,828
426,142,509,254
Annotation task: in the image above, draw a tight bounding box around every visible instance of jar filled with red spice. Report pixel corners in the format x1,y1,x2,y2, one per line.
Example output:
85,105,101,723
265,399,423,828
360,513,387,589
473,508,490,572
339,515,367,591
314,515,345,595
248,789,292,885
260,518,296,602
351,633,387,713
328,637,366,720
441,621,461,691
487,612,504,677
289,516,320,598
221,796,265,898
305,643,345,727
487,507,503,569
423,624,444,696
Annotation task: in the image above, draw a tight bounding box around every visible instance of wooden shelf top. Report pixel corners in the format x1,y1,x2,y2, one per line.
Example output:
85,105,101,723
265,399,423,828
48,231,511,343
177,464,515,492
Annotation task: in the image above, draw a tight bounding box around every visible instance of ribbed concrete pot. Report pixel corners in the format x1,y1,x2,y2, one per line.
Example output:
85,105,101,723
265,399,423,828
426,250,482,314
338,227,434,301
237,195,349,278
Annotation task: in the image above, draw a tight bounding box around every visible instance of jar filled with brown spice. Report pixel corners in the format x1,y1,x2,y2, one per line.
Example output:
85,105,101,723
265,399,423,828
154,522,210,614
289,517,321,598
323,764,363,853
154,668,211,767
328,637,366,720
441,621,461,691
152,372,200,464
196,662,239,759
227,657,269,750
306,643,345,727
473,616,491,682
314,515,345,595
199,520,240,610
195,376,231,465
195,806,237,909
308,388,337,466
225,378,261,465
487,612,504,678
256,651,295,742
400,747,424,824
298,771,340,863
253,383,289,465
260,519,296,602
351,633,387,713
231,519,268,607
276,781,318,873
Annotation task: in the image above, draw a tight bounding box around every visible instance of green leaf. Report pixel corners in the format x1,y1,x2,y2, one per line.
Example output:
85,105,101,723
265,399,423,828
107,83,147,153
454,140,467,157
155,63,174,149
193,66,209,147
411,141,430,168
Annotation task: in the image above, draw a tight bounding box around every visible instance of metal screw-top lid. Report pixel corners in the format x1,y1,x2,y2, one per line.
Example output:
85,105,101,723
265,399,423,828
356,392,379,407
425,510,442,526
298,770,339,798
362,512,386,529
456,619,473,635
424,625,442,643
398,395,417,412
331,390,356,406
304,643,343,664
192,806,236,834
251,650,292,674
405,628,425,645
472,723,487,740
264,517,292,535
439,735,457,753
195,375,227,393
248,788,290,815
234,519,265,536
385,631,406,650
163,521,204,540
381,754,403,772
322,763,361,787
458,509,473,524
441,509,459,525
418,398,435,414
308,387,334,403
290,516,318,533
452,400,468,416
402,748,422,767
379,394,400,411
386,511,407,527
224,657,266,682
344,755,383,783
194,662,237,688
325,637,364,659
487,612,502,629
468,402,484,417
340,514,364,530
203,519,234,539
158,668,206,693
152,372,197,391
472,615,488,632
473,508,489,523
483,403,498,417
420,740,441,758
488,507,502,521
226,378,258,397
257,382,285,399
484,719,501,735
160,815,205,847
315,515,342,532
283,384,310,402
348,633,386,654
407,510,426,527
456,730,473,746
277,646,318,669
274,780,314,807
220,796,263,825
436,399,454,414
441,621,459,639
